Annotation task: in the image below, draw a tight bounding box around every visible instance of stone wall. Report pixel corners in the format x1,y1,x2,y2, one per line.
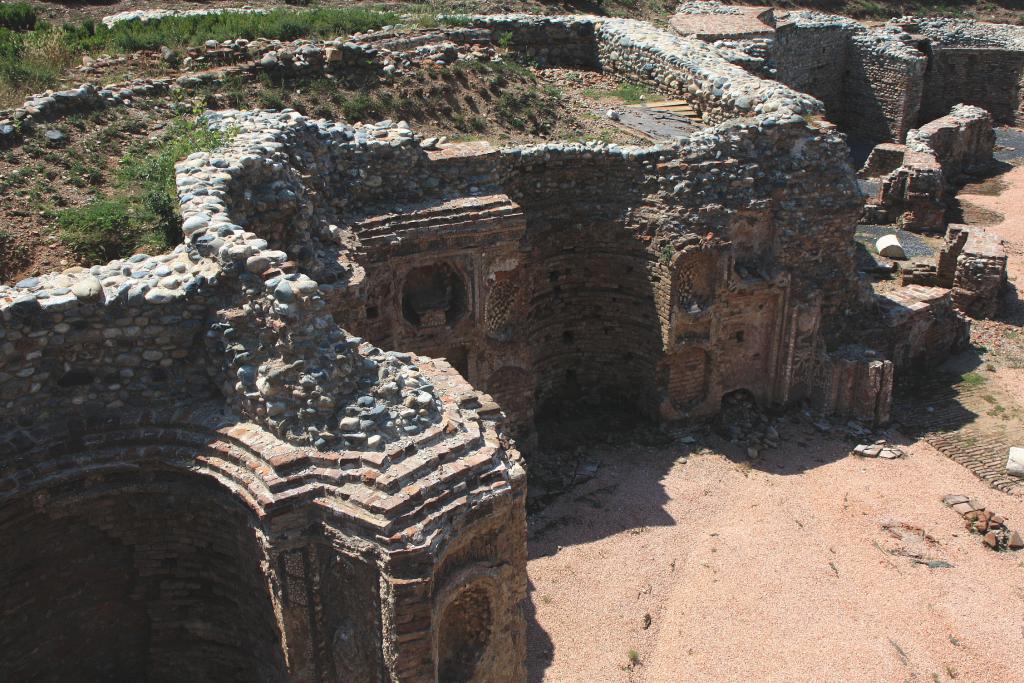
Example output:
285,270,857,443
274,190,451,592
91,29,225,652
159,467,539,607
843,31,926,144
772,21,851,122
948,226,1007,318
908,103,995,180
772,13,926,145
0,109,529,682
865,104,993,232
920,48,1024,126
0,249,220,422
908,17,1024,126
459,13,823,125
1,10,997,679
874,285,970,369
900,224,1007,319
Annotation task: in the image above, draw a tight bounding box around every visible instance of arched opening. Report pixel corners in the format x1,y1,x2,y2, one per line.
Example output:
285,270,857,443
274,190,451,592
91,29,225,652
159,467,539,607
436,585,493,683
0,469,287,683
402,263,468,328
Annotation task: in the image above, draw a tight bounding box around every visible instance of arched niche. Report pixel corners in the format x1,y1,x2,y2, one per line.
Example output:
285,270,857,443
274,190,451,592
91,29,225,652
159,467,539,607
0,468,288,683
676,249,718,315
435,581,496,683
402,262,468,328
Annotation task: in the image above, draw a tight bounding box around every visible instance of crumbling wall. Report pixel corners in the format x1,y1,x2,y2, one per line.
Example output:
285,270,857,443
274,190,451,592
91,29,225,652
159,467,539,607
813,348,894,424
0,255,219,423
866,104,994,232
0,110,529,683
0,468,288,683
772,14,926,145
459,13,823,124
772,21,851,119
920,48,1024,126
900,224,1007,319
909,103,995,179
907,16,1024,126
949,226,1007,318
874,284,969,369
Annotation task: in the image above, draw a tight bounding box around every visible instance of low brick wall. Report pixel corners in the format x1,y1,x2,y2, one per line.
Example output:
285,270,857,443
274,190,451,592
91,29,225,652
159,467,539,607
866,104,994,232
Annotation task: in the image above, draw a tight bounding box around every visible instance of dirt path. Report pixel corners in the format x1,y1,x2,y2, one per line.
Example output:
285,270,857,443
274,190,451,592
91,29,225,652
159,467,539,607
527,435,1024,682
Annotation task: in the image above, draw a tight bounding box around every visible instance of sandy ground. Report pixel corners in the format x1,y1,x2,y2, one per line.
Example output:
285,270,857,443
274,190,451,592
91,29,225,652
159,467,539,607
527,140,1024,682
960,163,1024,286
526,434,1024,682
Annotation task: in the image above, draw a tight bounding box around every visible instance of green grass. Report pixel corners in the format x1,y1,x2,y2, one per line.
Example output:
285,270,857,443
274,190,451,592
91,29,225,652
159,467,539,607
62,8,400,53
960,371,987,387
0,2,38,32
583,82,658,104
0,7,399,105
58,109,234,262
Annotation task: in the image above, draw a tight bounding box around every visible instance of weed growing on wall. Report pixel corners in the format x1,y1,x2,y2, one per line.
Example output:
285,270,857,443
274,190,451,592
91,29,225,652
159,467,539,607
58,106,235,262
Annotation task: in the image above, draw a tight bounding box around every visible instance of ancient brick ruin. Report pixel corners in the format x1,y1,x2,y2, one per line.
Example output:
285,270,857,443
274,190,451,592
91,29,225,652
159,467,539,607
0,6,1016,682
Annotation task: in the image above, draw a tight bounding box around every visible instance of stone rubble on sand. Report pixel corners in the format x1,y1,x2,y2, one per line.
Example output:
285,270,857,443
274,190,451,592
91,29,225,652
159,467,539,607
853,440,905,459
942,495,1024,551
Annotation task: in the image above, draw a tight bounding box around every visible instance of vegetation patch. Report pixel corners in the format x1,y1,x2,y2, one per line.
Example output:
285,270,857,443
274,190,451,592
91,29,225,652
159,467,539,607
0,3,37,32
57,108,233,262
0,7,400,105
960,371,987,387
583,82,659,104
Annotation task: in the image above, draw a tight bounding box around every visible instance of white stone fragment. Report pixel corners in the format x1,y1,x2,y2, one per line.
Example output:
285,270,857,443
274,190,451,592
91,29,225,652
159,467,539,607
876,234,906,259
1007,447,1024,477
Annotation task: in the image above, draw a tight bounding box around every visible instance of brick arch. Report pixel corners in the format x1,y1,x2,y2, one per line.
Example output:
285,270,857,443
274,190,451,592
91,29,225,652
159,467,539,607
0,417,289,683
432,570,508,683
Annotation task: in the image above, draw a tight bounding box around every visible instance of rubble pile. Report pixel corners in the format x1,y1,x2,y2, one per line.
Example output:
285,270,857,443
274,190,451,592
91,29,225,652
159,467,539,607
943,495,1024,551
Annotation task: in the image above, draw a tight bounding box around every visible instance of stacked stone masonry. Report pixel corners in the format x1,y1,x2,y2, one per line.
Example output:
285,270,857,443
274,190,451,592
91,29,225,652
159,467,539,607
0,9,1007,682
674,3,1024,145
866,104,996,232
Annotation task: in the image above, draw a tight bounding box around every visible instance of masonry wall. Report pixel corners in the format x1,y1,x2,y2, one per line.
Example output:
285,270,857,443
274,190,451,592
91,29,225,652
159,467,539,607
842,34,926,144
772,24,850,119
0,281,218,423
773,22,927,145
0,469,287,683
501,150,661,418
920,47,1024,126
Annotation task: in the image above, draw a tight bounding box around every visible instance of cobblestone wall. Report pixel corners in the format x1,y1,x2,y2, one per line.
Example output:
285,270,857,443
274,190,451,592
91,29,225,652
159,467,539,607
1,10,997,680
866,104,994,232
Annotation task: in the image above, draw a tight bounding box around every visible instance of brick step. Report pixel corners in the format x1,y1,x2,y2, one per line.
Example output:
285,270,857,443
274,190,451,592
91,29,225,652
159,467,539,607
357,206,521,240
350,195,513,232
392,474,511,537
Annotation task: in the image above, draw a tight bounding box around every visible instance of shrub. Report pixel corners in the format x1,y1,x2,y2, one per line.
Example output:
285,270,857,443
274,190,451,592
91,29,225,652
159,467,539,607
0,3,37,31
59,110,234,263
340,93,375,122
57,197,140,263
